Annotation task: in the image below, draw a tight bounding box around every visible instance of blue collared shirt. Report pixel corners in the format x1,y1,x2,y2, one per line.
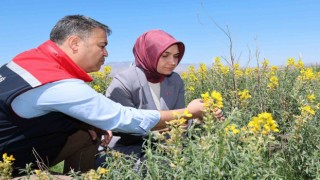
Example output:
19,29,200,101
11,78,160,135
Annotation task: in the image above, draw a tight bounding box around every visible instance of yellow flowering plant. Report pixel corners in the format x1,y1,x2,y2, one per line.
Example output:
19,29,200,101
0,153,15,180
87,65,113,94
16,56,319,179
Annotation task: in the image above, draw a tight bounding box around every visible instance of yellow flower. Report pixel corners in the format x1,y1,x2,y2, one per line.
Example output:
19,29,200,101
262,59,270,67
172,110,191,120
307,94,316,103
35,169,41,175
301,105,315,115
225,124,240,135
97,167,109,175
179,118,187,125
214,56,222,65
166,118,187,126
103,65,112,75
235,69,243,77
112,151,121,159
245,68,253,76
268,75,279,90
2,153,15,163
298,68,316,81
93,85,102,92
181,72,188,80
238,89,251,100
248,112,279,135
220,66,230,75
187,65,196,73
271,66,278,72
189,73,198,82
201,91,223,109
212,56,223,69
286,58,295,66
187,86,195,92
91,71,105,79
232,128,240,134
211,91,223,108
199,66,207,80
82,169,100,179
183,109,193,118
199,63,207,74
97,71,105,78
270,124,279,132
295,60,304,69
201,92,210,100
233,63,240,69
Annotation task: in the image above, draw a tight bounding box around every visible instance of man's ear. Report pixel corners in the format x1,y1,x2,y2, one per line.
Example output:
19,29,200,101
67,35,81,52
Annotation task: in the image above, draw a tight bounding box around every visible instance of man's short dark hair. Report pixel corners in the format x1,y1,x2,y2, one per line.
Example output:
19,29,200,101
50,15,111,45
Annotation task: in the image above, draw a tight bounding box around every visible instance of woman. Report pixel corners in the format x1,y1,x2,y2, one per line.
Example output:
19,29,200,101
105,29,186,157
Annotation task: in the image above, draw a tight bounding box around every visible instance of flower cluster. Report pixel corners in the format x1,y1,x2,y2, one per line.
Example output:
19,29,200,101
2,153,14,164
248,112,279,135
298,68,316,81
301,105,316,116
267,75,279,90
81,167,109,179
286,58,304,69
87,65,112,94
0,153,15,179
201,90,224,109
33,169,52,180
198,63,207,78
167,109,192,127
233,63,243,77
212,57,229,75
238,89,251,101
225,124,240,135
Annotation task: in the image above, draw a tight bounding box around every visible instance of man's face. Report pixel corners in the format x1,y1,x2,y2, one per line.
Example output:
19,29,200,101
78,28,108,73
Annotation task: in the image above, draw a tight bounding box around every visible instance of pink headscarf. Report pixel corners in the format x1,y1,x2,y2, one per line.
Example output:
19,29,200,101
133,30,185,83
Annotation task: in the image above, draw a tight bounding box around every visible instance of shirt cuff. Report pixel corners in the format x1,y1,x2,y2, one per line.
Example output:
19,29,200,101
138,110,160,135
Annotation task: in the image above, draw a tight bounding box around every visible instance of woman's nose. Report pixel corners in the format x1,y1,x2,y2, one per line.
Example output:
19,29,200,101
169,56,178,65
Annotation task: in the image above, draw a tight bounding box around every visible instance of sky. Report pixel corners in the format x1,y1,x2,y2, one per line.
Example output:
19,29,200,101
0,0,319,67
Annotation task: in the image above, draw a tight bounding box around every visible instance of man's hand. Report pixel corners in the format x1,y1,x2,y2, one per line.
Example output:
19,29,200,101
88,128,113,147
101,130,113,147
88,129,98,141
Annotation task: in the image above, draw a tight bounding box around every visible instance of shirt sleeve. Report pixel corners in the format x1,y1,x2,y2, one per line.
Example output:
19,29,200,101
11,79,160,135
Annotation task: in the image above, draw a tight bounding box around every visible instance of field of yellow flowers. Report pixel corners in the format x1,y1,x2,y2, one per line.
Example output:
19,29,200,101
1,58,319,179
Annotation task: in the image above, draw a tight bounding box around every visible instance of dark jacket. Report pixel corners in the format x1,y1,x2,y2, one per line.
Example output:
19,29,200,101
0,40,91,170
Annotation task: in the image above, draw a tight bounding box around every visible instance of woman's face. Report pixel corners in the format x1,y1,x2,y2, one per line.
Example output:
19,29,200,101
156,44,180,75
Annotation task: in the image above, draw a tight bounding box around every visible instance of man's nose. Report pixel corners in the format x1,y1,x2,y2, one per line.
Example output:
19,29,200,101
103,49,108,57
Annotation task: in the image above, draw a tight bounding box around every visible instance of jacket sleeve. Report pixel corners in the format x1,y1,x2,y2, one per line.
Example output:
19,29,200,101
172,73,186,109
105,73,136,108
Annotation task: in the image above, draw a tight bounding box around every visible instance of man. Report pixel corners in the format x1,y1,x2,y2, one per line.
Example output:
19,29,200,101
0,15,205,174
